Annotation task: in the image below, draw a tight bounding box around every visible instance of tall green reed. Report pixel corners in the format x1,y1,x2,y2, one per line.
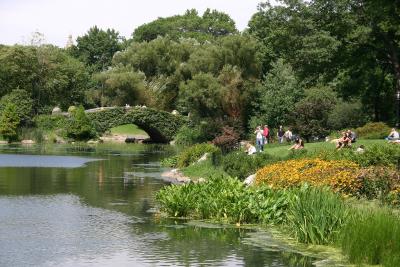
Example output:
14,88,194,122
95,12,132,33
287,185,349,245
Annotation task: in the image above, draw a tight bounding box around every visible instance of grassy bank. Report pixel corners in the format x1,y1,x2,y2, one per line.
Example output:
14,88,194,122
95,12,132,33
109,124,149,136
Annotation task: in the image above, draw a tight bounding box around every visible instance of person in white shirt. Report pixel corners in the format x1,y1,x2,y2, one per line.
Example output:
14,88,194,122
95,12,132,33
254,126,264,152
387,128,399,140
284,128,293,143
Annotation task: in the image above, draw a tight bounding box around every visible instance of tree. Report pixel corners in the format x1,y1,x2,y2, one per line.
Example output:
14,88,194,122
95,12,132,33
132,9,237,42
94,67,148,106
290,86,337,141
0,89,33,126
0,103,20,142
178,73,222,118
71,26,124,72
249,59,301,129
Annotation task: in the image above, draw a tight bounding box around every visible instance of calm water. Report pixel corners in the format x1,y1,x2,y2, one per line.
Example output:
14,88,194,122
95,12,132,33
0,144,328,267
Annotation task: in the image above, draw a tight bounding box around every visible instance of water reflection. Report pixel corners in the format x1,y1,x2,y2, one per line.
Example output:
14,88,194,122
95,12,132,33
0,144,320,267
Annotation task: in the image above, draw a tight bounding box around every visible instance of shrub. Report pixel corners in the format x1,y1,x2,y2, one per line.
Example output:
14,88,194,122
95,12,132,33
0,102,20,142
287,185,349,244
160,155,178,168
177,143,220,168
357,166,400,202
355,122,391,139
174,125,205,146
221,151,277,180
0,89,34,126
327,100,368,130
64,106,97,141
340,208,400,266
34,114,66,131
255,158,361,194
212,126,240,153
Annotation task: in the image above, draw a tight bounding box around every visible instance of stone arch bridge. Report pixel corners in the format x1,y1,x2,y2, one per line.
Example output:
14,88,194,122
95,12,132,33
85,107,186,143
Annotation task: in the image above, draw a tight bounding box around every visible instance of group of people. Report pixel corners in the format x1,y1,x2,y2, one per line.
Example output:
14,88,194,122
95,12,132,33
249,125,303,154
335,130,357,150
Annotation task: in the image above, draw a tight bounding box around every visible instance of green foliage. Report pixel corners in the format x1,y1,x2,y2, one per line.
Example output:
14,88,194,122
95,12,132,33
70,26,124,72
340,208,400,266
156,175,292,224
0,102,20,142
291,86,337,140
177,143,220,168
328,100,368,130
221,151,277,181
18,127,44,143
357,167,399,201
86,107,186,143
0,89,33,125
132,9,237,42
174,125,206,146
160,155,178,168
251,59,301,129
34,114,67,131
0,45,90,112
355,122,391,139
64,106,96,141
93,67,148,106
287,185,349,245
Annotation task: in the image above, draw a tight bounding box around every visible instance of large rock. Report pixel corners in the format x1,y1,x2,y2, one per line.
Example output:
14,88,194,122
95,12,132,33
21,140,35,144
244,174,256,186
52,106,62,115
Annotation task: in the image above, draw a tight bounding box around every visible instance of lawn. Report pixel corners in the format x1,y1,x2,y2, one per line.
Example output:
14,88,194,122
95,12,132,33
262,139,387,158
110,124,149,137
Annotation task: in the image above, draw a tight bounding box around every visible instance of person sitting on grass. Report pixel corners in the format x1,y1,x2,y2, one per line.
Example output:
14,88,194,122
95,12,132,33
289,137,304,150
336,131,352,150
245,143,257,155
386,128,399,141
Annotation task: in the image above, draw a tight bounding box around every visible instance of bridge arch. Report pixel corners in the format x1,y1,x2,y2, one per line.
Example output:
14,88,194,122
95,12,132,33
86,107,186,143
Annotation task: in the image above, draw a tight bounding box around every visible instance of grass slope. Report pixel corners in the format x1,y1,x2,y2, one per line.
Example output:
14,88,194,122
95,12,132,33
110,124,149,137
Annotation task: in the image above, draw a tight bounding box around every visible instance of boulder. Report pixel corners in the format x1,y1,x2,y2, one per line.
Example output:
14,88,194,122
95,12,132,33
21,140,35,144
244,174,256,186
52,106,62,115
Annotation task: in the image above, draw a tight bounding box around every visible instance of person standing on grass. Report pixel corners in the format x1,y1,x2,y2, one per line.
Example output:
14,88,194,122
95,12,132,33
254,126,264,152
284,128,293,143
277,125,285,144
263,125,269,145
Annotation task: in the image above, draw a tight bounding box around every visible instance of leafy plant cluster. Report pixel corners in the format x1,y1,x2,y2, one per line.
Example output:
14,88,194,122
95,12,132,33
156,175,293,224
355,122,391,139
221,151,277,181
176,143,220,168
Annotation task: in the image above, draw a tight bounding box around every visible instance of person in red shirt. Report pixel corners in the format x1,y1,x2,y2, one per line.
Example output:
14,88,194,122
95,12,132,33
263,125,269,144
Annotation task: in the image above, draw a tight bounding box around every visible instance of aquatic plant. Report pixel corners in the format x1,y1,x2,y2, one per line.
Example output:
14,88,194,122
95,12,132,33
340,207,400,266
287,185,349,245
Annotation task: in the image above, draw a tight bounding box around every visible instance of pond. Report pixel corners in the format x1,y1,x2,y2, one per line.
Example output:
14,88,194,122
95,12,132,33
0,144,336,266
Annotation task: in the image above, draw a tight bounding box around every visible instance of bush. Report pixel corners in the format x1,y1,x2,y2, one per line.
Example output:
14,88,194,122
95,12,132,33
174,125,205,146
0,102,20,142
212,126,240,153
328,100,368,130
255,158,361,194
160,155,178,168
357,166,400,202
64,106,97,141
287,185,349,244
340,208,400,266
0,89,34,126
177,143,220,168
34,114,66,131
355,122,391,139
221,151,277,180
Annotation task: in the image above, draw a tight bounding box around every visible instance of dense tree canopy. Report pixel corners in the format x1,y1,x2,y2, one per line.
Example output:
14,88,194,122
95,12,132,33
132,9,237,42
